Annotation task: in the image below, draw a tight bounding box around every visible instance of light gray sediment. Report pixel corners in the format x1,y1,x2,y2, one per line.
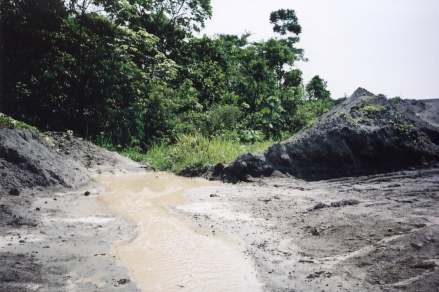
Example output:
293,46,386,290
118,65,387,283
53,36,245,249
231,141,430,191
179,168,439,291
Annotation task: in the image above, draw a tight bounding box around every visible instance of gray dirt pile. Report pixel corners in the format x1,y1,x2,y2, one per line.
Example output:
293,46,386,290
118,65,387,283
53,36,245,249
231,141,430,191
0,129,88,194
0,129,139,195
219,88,439,182
48,131,141,173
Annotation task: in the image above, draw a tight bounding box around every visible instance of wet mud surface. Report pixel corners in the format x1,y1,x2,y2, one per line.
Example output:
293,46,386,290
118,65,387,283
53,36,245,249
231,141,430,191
0,182,140,291
1,167,438,291
180,168,439,291
97,172,262,292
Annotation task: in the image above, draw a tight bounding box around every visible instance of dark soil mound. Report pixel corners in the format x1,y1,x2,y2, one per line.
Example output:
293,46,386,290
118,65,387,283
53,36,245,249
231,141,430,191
220,88,439,182
0,128,140,194
48,131,142,172
0,129,89,194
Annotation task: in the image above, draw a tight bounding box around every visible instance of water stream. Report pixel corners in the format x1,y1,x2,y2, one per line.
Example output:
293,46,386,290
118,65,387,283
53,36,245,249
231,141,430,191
97,172,261,292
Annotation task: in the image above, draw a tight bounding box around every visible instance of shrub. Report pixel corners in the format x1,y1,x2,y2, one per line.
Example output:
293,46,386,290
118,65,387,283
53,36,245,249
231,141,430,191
293,99,333,129
205,104,242,135
361,104,386,114
0,113,38,132
126,133,272,173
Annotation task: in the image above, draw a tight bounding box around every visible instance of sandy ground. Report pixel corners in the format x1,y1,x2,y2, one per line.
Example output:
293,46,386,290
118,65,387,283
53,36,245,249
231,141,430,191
1,167,438,291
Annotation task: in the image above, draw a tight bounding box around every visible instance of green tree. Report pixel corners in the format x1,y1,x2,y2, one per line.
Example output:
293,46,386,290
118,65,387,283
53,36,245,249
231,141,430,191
96,0,212,55
0,0,67,115
1,1,333,150
306,75,331,100
284,69,302,88
270,9,302,36
1,0,179,146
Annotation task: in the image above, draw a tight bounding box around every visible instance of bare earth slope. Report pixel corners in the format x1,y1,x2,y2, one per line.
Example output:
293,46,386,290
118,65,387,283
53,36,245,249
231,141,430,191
0,129,140,195
0,129,88,195
219,88,439,182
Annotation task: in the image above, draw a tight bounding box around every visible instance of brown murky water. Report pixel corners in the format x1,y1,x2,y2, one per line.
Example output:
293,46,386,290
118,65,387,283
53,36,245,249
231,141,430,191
97,172,261,292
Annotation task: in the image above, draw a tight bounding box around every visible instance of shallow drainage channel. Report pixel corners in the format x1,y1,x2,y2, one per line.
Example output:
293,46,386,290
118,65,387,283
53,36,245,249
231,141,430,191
97,172,261,292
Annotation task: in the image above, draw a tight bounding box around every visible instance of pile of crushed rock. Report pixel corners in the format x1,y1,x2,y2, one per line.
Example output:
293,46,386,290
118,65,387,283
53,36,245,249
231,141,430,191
215,88,439,182
0,129,139,195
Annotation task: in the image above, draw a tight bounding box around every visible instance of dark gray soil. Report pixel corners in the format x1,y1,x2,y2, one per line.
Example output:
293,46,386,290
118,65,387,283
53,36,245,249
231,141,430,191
0,129,142,195
0,129,88,195
216,88,439,182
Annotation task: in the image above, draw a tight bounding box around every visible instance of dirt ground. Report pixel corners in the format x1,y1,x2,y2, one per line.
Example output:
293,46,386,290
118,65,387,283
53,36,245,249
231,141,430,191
2,92,439,291
1,163,438,291
0,176,142,291
0,131,144,292
179,167,439,292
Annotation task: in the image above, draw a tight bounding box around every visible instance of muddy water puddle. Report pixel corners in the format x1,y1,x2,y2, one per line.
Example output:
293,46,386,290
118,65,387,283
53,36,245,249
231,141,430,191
97,172,261,292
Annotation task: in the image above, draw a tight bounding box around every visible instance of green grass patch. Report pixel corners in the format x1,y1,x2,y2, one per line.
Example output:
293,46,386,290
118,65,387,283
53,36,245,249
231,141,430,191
0,113,38,132
122,134,273,173
361,104,386,114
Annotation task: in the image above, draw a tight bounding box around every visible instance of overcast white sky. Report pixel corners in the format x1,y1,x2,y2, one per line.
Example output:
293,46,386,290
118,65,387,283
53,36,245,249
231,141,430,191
202,0,439,99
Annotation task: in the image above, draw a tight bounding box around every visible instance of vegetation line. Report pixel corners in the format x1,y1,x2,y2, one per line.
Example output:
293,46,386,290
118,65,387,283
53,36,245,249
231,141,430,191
2,0,335,172
122,134,273,173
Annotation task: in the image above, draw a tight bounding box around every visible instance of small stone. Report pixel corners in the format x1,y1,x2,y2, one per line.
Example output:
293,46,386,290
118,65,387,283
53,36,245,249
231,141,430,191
312,202,327,210
310,227,320,236
412,261,437,269
259,198,272,204
117,279,130,285
410,242,423,250
9,188,20,196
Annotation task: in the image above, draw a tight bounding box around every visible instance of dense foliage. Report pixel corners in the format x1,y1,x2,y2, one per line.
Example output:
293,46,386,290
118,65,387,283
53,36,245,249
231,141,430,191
1,0,333,152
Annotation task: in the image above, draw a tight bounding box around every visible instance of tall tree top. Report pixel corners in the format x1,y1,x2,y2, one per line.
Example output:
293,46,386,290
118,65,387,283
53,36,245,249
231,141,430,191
270,9,301,36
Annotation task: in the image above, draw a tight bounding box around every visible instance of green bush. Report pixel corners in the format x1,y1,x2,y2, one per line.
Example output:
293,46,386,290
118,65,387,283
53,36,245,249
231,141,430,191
124,133,272,173
293,99,333,129
361,104,386,114
0,113,38,132
205,104,242,135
